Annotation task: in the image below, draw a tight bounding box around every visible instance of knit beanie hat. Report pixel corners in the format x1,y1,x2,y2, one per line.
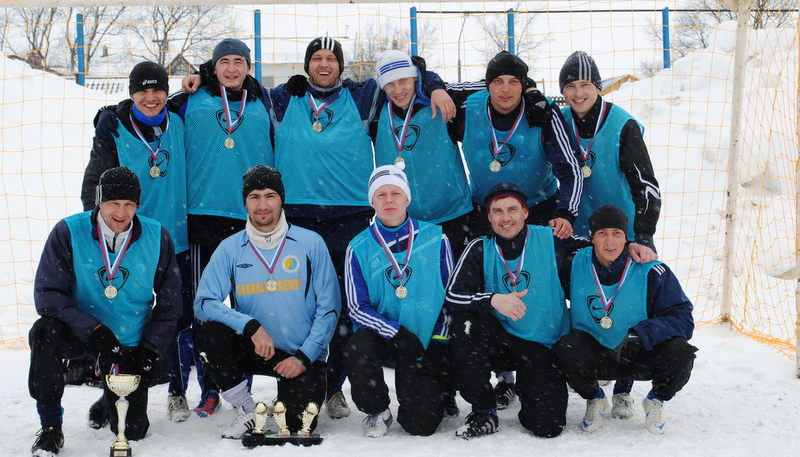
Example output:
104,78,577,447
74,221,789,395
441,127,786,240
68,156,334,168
484,181,528,210
375,50,418,89
95,166,141,206
212,38,251,68
368,165,412,205
588,205,628,236
559,51,602,93
242,165,285,204
485,51,529,88
304,37,344,75
128,61,169,96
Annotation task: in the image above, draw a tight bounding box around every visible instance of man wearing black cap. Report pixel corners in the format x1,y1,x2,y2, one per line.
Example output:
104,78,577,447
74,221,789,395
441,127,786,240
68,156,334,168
444,181,589,439
446,50,583,241
559,51,661,258
554,205,696,435
29,167,181,456
194,165,340,440
83,61,217,423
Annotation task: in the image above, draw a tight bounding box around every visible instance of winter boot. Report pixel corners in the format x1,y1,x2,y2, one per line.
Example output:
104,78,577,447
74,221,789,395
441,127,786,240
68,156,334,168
455,411,499,439
611,393,635,420
87,397,108,429
31,426,64,457
362,409,393,438
324,391,351,419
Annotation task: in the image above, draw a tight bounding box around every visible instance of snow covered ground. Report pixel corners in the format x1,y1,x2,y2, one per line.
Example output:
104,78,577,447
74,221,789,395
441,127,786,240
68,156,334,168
2,325,799,456
1,6,798,457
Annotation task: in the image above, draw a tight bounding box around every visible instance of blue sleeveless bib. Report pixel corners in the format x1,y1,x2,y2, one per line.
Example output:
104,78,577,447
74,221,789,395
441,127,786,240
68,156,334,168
185,88,273,220
115,112,188,253
275,91,373,206
65,212,161,347
481,225,569,345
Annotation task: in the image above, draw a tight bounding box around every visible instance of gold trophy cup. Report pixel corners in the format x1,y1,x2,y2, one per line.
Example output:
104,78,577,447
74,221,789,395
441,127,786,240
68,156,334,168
105,374,141,457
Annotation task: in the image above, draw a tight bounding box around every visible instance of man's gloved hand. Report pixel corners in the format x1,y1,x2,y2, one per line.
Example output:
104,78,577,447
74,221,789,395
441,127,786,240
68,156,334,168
391,326,425,361
125,347,159,383
614,330,642,364
93,107,119,141
410,55,427,74
89,325,122,374
286,75,309,97
524,88,552,128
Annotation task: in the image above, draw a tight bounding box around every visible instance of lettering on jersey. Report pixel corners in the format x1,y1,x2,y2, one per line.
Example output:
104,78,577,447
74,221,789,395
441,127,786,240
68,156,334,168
308,108,334,132
236,263,254,269
586,295,613,324
486,141,516,165
384,264,412,288
147,150,170,177
215,109,245,134
236,279,301,295
282,255,300,273
501,270,530,292
392,124,420,151
96,266,130,291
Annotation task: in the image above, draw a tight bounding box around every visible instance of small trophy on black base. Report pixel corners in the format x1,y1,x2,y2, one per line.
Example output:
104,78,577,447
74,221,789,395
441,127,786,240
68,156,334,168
105,374,141,457
242,400,323,447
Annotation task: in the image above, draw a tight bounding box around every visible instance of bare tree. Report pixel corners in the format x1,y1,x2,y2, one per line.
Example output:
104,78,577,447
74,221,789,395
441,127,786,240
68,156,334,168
129,6,226,70
7,8,63,70
474,4,546,60
63,7,127,74
346,18,437,81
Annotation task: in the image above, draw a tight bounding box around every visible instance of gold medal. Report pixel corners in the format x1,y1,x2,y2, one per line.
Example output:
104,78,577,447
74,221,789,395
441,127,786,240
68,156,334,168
490,160,502,172
312,121,323,133
104,285,118,299
266,279,279,292
149,166,161,178
395,285,408,299
224,137,235,149
582,165,592,179
600,316,613,329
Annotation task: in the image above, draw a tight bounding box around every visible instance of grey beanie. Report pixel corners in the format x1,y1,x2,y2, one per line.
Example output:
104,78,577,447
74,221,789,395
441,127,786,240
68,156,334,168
212,38,251,68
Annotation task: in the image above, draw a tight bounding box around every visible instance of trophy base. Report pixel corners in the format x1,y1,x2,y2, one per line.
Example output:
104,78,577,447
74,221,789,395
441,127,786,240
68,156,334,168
242,430,323,447
110,445,132,457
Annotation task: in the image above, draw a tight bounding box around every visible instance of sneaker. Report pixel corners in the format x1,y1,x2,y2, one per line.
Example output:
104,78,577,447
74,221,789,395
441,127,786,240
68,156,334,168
193,390,220,418
362,409,393,438
580,396,610,432
87,397,108,429
31,426,64,457
494,381,516,410
611,393,635,420
442,393,460,418
167,394,192,423
325,391,351,419
643,397,666,434
455,411,499,439
220,407,255,439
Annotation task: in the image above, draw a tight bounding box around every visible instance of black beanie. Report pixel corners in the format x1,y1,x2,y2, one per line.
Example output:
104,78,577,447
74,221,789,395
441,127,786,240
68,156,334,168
559,51,602,93
95,167,141,206
212,38,251,68
242,165,285,204
485,51,529,89
484,181,528,210
588,205,628,236
128,61,169,96
304,37,344,75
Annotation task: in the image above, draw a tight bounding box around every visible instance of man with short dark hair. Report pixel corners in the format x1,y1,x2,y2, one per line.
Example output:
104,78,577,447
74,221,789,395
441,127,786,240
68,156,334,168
194,165,340,440
29,166,181,456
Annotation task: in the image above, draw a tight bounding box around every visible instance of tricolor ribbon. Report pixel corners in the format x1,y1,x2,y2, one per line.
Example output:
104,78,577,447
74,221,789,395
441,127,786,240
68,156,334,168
129,113,170,165
371,221,415,282
487,97,526,162
571,98,607,163
494,228,528,290
220,83,247,134
590,255,632,315
388,96,416,154
96,222,133,285
307,93,334,123
247,232,289,277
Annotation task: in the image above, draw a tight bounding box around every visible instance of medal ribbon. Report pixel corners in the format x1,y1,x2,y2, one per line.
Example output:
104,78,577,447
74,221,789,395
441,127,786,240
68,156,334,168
572,98,607,163
219,84,247,134
247,232,289,276
487,97,525,160
590,255,632,314
307,94,334,122
129,113,170,164
371,221,415,281
388,97,416,154
96,222,133,283
494,229,528,288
